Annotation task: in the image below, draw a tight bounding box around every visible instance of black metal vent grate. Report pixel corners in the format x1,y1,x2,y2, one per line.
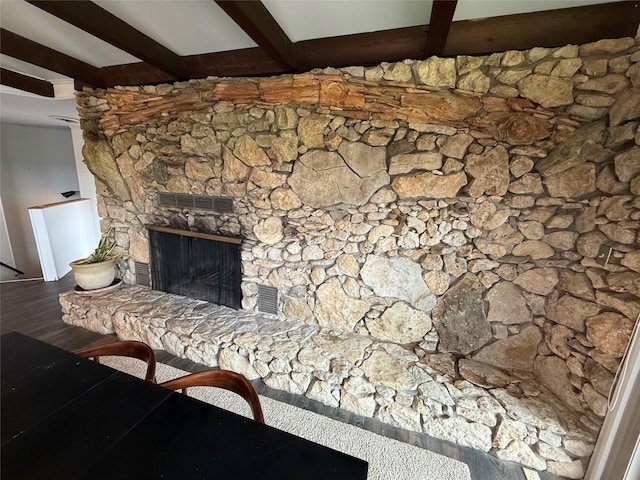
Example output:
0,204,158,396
134,261,150,287
157,193,233,214
257,285,278,315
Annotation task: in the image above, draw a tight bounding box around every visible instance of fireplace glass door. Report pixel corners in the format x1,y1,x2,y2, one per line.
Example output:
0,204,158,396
148,227,241,309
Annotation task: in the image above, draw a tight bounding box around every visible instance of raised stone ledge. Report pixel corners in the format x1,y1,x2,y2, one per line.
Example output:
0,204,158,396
61,285,597,477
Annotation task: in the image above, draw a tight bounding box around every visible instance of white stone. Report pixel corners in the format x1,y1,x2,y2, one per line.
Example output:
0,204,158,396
361,349,416,390
218,348,260,380
496,440,547,471
361,255,435,311
366,302,432,344
253,217,284,245
422,416,492,452
314,278,369,331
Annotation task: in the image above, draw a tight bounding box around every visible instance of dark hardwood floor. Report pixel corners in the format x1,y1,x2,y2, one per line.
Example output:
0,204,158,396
1,274,565,480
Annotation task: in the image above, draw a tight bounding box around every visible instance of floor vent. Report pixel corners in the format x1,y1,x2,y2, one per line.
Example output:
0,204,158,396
157,192,234,214
134,261,150,287
257,285,278,315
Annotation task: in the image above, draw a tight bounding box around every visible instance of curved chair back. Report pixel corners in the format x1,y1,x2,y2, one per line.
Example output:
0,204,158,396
160,369,264,423
74,340,157,382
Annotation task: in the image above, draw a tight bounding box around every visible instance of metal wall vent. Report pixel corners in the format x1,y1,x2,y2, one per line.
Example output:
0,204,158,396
213,197,234,214
157,192,233,214
257,284,278,315
134,261,150,287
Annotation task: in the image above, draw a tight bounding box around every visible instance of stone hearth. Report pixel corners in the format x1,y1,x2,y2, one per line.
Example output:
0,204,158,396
73,35,640,479
62,285,594,478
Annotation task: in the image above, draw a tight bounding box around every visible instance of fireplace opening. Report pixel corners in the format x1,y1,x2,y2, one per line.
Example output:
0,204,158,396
147,225,242,309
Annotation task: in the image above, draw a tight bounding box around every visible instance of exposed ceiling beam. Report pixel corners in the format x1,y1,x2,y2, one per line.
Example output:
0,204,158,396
27,0,186,79
425,0,458,57
185,48,287,79
296,26,427,71
0,29,105,87
444,0,640,56
214,0,295,70
0,68,55,97
102,48,286,88
6,1,636,92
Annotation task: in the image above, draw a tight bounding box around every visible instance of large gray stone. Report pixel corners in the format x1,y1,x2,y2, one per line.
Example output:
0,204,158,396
337,141,387,177
544,163,596,198
473,325,542,371
366,302,432,344
514,268,559,295
388,152,443,175
534,356,584,412
360,348,416,390
391,171,467,199
614,146,640,182
83,136,131,201
547,295,601,332
536,121,606,176
586,312,634,357
458,359,513,388
486,281,532,324
517,74,574,107
578,74,629,94
431,274,492,355
289,150,389,207
297,114,331,148
465,146,510,197
609,87,640,126
361,255,435,311
233,134,270,166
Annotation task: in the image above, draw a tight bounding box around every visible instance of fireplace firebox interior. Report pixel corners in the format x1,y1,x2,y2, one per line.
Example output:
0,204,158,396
147,226,242,309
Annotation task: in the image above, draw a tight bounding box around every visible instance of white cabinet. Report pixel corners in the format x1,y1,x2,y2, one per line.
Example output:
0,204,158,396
28,198,99,281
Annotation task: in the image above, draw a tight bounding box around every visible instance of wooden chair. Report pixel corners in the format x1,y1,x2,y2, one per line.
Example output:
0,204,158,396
160,369,265,423
74,340,157,382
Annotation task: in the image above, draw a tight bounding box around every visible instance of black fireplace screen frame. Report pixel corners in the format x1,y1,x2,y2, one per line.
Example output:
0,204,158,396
147,226,242,310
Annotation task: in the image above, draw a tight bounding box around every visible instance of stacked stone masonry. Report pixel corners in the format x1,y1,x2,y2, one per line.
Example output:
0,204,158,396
71,36,640,479
62,285,595,479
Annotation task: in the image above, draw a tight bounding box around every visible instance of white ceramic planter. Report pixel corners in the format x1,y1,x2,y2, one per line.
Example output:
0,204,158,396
69,257,116,290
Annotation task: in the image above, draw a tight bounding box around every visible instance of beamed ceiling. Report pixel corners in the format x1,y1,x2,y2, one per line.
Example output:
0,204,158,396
1,0,639,99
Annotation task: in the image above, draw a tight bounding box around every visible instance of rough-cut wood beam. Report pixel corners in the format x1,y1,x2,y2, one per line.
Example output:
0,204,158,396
444,1,640,56
27,0,186,79
0,68,55,97
0,29,105,87
186,48,287,79
296,26,427,71
425,0,457,57
102,48,285,87
214,0,295,70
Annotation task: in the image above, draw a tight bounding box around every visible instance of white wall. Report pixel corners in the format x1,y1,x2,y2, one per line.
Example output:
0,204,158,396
0,123,79,278
0,197,17,281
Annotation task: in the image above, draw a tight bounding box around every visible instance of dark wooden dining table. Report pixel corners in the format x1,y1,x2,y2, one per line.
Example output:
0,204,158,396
1,332,368,479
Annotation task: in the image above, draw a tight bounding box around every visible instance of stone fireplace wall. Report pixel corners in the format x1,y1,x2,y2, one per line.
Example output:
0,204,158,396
77,36,639,452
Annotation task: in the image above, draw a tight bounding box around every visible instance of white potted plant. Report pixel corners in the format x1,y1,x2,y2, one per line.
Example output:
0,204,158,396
69,227,118,290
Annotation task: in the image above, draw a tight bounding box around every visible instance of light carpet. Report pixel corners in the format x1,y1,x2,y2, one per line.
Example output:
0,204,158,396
102,357,472,480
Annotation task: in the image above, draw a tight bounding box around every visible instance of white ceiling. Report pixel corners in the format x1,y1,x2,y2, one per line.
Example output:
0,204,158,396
0,0,626,128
